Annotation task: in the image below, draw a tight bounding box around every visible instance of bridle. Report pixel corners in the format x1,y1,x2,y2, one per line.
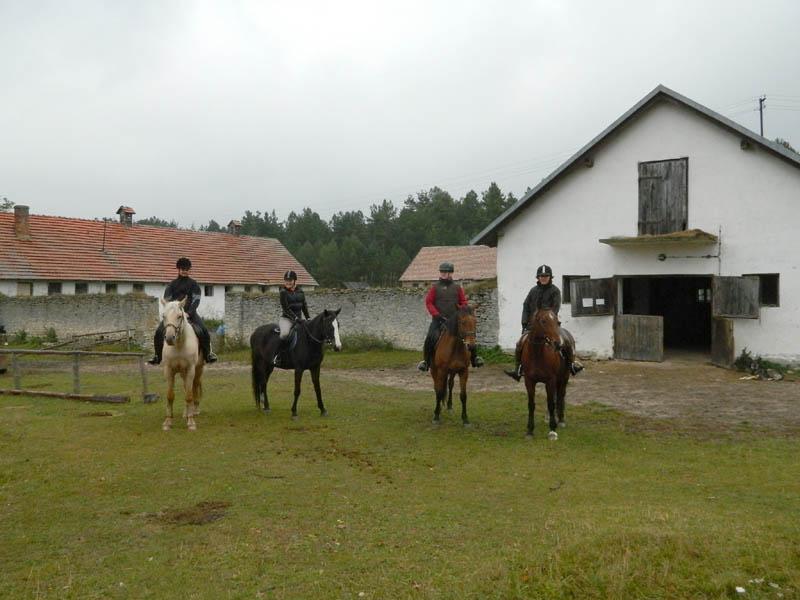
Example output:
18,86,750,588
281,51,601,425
301,316,337,346
164,309,185,339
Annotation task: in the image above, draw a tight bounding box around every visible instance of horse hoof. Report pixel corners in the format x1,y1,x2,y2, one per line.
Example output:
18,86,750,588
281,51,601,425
447,407,453,412
558,421,566,428
320,410,328,417
263,408,271,414
462,421,472,428
432,419,441,426
188,425,197,432
548,431,558,441
162,424,171,431
525,432,534,439
291,414,298,421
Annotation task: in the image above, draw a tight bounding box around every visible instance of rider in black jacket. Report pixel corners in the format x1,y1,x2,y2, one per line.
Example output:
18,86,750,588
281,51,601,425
147,257,218,365
274,270,310,365
504,264,582,380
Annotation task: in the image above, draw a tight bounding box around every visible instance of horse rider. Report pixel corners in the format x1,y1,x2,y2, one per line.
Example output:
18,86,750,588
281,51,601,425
504,264,583,381
147,257,218,365
275,270,310,365
417,262,484,372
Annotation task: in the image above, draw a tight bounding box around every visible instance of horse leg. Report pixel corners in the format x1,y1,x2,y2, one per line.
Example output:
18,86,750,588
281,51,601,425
291,369,303,419
163,367,175,431
184,366,197,431
310,365,327,417
557,378,567,428
262,365,273,414
432,367,446,424
459,369,470,426
524,377,536,438
545,380,558,440
447,373,455,412
193,364,203,416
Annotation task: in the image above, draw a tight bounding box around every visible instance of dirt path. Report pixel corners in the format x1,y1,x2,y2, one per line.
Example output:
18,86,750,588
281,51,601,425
328,359,800,433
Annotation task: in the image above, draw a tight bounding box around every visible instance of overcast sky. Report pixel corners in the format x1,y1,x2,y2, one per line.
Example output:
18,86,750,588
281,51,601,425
2,1,799,227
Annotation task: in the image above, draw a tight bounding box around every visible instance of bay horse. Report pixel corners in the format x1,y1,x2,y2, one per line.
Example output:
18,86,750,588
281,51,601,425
519,308,574,439
430,305,477,425
160,298,204,431
250,309,342,418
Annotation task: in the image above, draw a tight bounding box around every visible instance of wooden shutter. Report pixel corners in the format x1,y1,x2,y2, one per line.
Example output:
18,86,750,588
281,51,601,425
571,278,615,317
712,276,759,319
711,317,734,367
614,315,663,361
638,158,688,235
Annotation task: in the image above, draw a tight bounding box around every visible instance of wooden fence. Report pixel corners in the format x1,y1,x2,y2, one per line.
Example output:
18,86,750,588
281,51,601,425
0,349,157,404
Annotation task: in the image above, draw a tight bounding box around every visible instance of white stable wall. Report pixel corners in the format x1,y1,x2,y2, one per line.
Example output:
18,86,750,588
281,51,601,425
496,99,800,363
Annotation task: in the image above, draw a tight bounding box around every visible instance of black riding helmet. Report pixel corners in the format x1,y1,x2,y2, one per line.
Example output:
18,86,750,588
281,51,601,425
176,257,192,270
536,264,553,278
283,270,298,281
438,262,455,273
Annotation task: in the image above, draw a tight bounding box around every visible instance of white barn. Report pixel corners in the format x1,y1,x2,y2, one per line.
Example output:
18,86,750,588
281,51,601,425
472,85,800,366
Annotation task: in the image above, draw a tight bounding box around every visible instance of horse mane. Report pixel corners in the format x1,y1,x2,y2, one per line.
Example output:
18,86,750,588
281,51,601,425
445,305,474,336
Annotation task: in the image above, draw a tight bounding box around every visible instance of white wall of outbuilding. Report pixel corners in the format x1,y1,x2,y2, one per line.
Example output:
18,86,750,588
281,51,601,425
496,100,800,363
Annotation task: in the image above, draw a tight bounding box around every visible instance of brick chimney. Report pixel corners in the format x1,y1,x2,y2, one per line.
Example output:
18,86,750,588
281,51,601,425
14,205,31,240
227,220,242,236
116,206,135,227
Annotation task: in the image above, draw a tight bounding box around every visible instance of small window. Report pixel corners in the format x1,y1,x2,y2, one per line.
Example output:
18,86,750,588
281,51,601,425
17,282,33,296
47,282,62,295
204,285,214,297
562,275,590,303
133,283,145,293
244,285,252,293
105,283,117,294
75,282,88,294
224,285,232,293
638,158,688,235
260,285,268,293
743,273,779,307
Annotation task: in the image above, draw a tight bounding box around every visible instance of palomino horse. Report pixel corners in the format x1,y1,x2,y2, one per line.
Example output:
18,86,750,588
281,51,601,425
250,309,342,418
160,298,204,431
519,308,573,439
430,305,477,425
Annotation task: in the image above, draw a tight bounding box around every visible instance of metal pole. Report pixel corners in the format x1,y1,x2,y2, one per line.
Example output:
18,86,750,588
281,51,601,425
72,353,80,394
758,95,766,137
11,353,21,390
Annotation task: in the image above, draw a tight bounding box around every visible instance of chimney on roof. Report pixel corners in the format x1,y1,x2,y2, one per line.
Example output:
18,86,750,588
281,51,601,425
228,220,242,236
116,206,135,227
14,205,30,240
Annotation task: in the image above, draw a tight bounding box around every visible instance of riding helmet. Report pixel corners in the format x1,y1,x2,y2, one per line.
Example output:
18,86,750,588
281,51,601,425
536,264,553,277
438,262,455,273
176,257,192,270
283,270,298,281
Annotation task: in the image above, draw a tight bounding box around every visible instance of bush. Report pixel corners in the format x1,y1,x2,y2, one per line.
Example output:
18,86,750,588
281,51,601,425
12,330,27,344
340,334,395,352
44,327,58,343
734,347,788,377
476,345,513,364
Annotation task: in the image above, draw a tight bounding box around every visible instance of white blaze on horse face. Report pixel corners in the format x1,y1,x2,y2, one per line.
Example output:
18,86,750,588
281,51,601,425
332,318,342,351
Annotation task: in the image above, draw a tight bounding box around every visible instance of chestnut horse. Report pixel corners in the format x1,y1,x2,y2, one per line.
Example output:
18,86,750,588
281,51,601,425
160,298,204,431
429,305,477,425
519,308,573,439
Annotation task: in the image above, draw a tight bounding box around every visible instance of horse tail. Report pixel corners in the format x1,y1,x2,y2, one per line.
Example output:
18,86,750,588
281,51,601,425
250,341,261,407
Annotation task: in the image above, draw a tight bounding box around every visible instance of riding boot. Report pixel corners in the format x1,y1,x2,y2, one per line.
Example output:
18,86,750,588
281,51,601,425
470,347,484,368
561,345,584,376
417,330,435,372
200,331,217,364
503,337,524,381
147,324,165,365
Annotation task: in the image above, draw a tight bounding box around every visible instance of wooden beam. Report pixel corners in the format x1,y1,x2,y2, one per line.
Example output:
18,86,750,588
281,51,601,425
0,389,130,403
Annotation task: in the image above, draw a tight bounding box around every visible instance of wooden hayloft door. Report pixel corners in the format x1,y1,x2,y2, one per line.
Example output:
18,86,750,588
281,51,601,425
711,276,759,367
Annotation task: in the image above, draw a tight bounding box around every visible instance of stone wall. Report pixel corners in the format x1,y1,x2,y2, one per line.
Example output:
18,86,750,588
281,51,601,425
0,294,159,342
225,286,498,350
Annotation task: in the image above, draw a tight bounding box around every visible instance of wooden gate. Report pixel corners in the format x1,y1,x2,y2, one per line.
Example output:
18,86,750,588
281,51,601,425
710,276,759,367
614,315,664,362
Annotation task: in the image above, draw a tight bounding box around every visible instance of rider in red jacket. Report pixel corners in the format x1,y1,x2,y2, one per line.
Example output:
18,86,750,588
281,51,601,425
417,261,483,371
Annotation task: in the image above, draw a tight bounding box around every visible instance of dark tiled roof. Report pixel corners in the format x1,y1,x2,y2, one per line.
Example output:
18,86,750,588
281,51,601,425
400,245,496,282
0,212,317,285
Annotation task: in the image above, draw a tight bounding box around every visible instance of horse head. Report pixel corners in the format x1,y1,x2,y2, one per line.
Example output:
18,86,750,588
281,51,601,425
454,305,477,351
161,297,187,346
529,308,560,345
321,308,342,352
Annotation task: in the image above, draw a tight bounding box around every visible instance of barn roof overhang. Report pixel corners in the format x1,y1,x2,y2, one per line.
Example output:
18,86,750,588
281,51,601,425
599,229,718,246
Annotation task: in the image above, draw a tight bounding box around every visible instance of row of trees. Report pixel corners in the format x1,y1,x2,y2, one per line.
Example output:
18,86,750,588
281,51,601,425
205,183,517,287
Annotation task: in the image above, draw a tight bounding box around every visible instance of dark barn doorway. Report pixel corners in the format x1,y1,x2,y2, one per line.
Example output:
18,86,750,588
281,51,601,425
621,276,712,351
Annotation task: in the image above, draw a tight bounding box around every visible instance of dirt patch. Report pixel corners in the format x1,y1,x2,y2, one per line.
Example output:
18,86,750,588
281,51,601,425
151,500,231,526
328,357,800,433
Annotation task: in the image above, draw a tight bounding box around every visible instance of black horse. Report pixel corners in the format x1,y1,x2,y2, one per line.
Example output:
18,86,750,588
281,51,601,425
250,309,342,417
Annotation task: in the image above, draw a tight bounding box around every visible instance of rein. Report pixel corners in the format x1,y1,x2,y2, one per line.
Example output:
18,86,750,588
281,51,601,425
301,318,334,345
164,312,185,338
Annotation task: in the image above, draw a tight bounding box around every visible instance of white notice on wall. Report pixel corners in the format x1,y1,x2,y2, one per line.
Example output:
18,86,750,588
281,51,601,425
582,298,593,308
596,298,605,306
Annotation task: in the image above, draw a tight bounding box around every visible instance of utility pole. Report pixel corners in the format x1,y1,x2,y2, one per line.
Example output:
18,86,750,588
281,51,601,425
758,95,766,137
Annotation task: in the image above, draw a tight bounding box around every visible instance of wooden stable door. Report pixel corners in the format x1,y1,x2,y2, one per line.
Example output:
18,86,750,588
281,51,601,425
710,275,759,367
614,315,664,362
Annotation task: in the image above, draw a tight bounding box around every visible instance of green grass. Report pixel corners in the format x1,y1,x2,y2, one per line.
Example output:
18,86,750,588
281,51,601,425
1,355,799,599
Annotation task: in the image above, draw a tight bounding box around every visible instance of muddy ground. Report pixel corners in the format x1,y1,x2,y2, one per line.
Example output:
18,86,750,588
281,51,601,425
327,357,800,434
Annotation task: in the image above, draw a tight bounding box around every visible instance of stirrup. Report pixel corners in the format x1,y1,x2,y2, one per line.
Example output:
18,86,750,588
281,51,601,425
205,352,218,364
147,355,160,365
504,366,522,382
472,356,484,368
570,361,584,376
417,360,428,372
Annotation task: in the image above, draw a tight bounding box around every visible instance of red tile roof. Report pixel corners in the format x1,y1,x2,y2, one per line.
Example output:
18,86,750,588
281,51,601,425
400,245,497,282
0,211,317,286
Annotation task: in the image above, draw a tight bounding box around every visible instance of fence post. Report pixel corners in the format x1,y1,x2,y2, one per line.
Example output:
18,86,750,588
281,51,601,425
139,355,149,400
72,353,80,394
11,353,21,390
